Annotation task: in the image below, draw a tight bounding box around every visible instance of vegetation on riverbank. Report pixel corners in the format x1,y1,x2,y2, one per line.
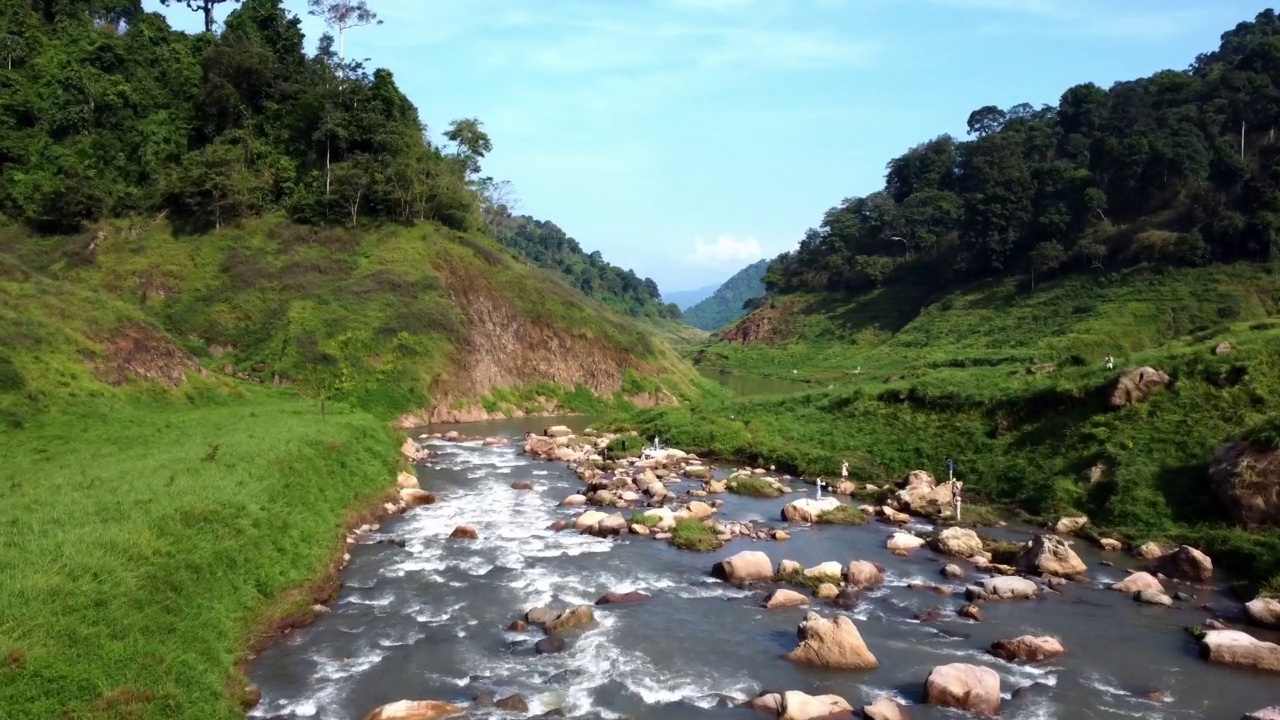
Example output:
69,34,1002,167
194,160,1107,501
671,519,723,552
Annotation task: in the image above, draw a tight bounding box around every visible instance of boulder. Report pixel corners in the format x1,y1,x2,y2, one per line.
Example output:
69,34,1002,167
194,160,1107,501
1108,366,1171,408
400,488,436,508
969,576,1038,601
861,697,908,720
1135,590,1173,607
988,635,1066,662
1243,708,1280,720
777,559,804,576
1111,571,1164,594
544,425,573,437
932,527,984,558
1099,538,1122,551
595,591,649,605
763,588,810,609
747,693,783,714
803,561,844,581
815,583,840,600
511,480,534,490
845,561,883,588
560,494,588,507
941,564,965,579
684,500,716,519
596,513,628,535
880,507,912,525
573,510,608,531
545,605,596,634
1133,541,1167,560
1015,534,1086,578
836,480,857,495
924,663,1001,717
643,507,677,531
1146,545,1213,583
894,470,954,516
361,701,464,720
396,471,420,490
887,532,926,551
448,525,478,540
959,603,983,621
707,479,727,494
782,612,879,669
534,636,566,654
1199,629,1280,673
1053,515,1089,534
779,691,853,720
684,464,711,479
1246,598,1280,629
495,695,528,713
1214,341,1233,356
782,497,843,523
1209,441,1280,529
712,550,775,585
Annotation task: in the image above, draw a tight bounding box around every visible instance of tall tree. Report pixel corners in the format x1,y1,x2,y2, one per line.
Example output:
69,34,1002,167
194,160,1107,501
444,117,492,178
159,0,239,33
307,0,380,62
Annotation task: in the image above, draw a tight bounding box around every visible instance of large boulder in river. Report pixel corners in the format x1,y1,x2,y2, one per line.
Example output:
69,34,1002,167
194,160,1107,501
1014,534,1086,578
544,425,573,437
1146,544,1213,582
396,471,420,490
545,605,596,634
596,590,649,605
781,497,842,523
399,488,436,508
1209,441,1280,529
803,561,844,582
989,635,1066,663
1246,598,1280,629
712,550,774,585
643,507,677,531
861,698,908,720
887,532,926,551
1053,515,1088,534
573,510,609,531
1111,572,1165,595
783,612,879,669
779,691,853,720
1108,366,1171,408
361,700,464,720
763,588,809,610
967,576,1039,601
924,664,1001,716
845,561,883,588
932,527,983,558
893,470,954,516
1199,629,1280,673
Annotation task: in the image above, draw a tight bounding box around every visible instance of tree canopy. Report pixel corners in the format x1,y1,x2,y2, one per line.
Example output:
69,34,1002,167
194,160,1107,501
0,0,479,233
682,258,769,331
766,9,1280,297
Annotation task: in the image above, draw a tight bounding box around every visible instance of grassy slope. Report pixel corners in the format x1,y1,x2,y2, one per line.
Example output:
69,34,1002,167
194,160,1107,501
0,217,694,419
618,263,1280,585
0,262,398,720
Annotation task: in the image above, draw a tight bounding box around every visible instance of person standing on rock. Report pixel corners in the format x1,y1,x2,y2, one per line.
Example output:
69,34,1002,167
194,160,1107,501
950,478,963,522
841,459,849,483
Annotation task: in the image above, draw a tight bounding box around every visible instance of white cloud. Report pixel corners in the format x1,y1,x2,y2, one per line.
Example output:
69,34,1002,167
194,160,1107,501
690,235,765,266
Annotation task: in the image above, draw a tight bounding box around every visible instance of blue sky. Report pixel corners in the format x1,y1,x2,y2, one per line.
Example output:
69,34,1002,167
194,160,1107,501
152,0,1267,294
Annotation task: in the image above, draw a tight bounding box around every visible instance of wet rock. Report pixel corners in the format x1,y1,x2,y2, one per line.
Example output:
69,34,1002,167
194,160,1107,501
1132,542,1167,560
1146,544,1213,583
448,525,478,540
535,710,567,718
684,463,711,479
1015,534,1086,578
548,520,568,532
941,564,965,579
1199,629,1280,673
777,559,804,576
1011,681,1053,701
959,603,983,622
1174,591,1195,602
1206,618,1227,630
782,496,842,523
573,510,608,531
1135,589,1173,607
774,530,791,541
399,488,436,508
507,620,528,632
595,590,649,605
1246,598,1280,629
894,470,954,517
396,471,420,490
1210,440,1280,528
747,693,783,714
681,500,716,520
845,561,884,588
783,612,879,669
1108,366,1171,408
544,425,573,437
804,561,844,581
525,607,559,625
1111,571,1164,594
495,695,528,713
1099,538,1122,551
887,532,926,551
967,576,1039,601
914,607,943,623
360,700,464,720
630,523,650,536
932,527,984,558
779,690,853,720
1053,515,1089,534
815,583,840,600
511,480,534,490
472,693,494,707
836,480,857,495
546,605,595,634
763,588,810,609
833,587,861,610
861,697,908,720
989,635,1066,663
713,550,775,585
595,513,628,536
924,663,1001,716
880,506,912,525
535,635,567,655
560,494,587,507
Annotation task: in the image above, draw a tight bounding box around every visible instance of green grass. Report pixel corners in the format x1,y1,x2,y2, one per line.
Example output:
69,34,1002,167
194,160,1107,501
727,476,782,497
670,519,723,552
815,504,868,525
612,262,1280,587
629,511,662,528
0,394,398,720
773,570,830,590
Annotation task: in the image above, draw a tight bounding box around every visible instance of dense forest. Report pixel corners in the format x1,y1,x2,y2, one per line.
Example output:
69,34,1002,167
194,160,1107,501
682,258,769,331
489,210,682,323
766,9,1280,296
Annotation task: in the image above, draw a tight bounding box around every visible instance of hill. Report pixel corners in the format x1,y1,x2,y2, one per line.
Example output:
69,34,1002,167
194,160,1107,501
682,258,770,331
664,282,720,310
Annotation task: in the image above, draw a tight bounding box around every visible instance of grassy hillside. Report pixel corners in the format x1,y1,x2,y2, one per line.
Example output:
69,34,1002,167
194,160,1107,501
0,217,696,423
620,262,1280,586
682,258,769,331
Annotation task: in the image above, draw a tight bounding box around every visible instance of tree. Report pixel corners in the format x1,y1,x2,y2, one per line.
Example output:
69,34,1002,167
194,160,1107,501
1029,241,1066,289
966,105,1007,137
159,0,239,34
444,117,492,177
307,0,380,62
0,35,24,70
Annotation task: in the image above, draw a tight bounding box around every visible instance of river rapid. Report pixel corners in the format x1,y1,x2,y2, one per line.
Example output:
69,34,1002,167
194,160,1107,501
247,416,1279,720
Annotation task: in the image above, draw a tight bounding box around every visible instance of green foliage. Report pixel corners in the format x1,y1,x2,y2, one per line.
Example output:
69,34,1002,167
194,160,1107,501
773,570,828,590
815,504,868,525
764,10,1280,298
727,476,782,498
629,511,661,528
670,519,722,552
0,394,398,720
606,434,646,458
682,259,770,331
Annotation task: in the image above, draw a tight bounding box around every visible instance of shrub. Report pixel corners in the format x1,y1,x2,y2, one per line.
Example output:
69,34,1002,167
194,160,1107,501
670,519,722,552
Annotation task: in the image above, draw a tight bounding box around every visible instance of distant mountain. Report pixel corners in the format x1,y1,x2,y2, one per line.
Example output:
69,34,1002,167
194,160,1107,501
682,259,771,331
663,283,721,310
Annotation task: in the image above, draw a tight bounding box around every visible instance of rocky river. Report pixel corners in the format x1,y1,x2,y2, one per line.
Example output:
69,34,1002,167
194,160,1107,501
246,417,1280,720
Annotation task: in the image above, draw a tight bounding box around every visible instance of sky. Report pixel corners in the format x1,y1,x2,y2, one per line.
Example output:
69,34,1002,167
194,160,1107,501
151,0,1267,295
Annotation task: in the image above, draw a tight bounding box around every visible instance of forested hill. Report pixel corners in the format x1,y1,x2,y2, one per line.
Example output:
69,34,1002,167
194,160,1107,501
682,258,769,331
764,9,1280,299
490,212,683,323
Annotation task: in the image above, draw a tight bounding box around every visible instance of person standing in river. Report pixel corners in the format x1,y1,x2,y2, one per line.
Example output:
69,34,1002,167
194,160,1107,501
950,477,963,522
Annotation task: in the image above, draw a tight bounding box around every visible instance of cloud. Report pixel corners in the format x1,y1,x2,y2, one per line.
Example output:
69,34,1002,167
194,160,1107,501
690,235,765,266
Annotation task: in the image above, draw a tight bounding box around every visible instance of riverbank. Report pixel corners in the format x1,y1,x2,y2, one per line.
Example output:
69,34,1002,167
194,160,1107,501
0,395,399,720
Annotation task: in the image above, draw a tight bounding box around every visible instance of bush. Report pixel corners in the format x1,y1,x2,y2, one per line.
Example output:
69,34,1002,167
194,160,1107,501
728,476,782,497
816,504,867,525
670,519,722,552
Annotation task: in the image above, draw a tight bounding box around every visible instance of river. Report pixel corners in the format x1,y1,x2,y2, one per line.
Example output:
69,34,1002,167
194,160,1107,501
246,416,1279,720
